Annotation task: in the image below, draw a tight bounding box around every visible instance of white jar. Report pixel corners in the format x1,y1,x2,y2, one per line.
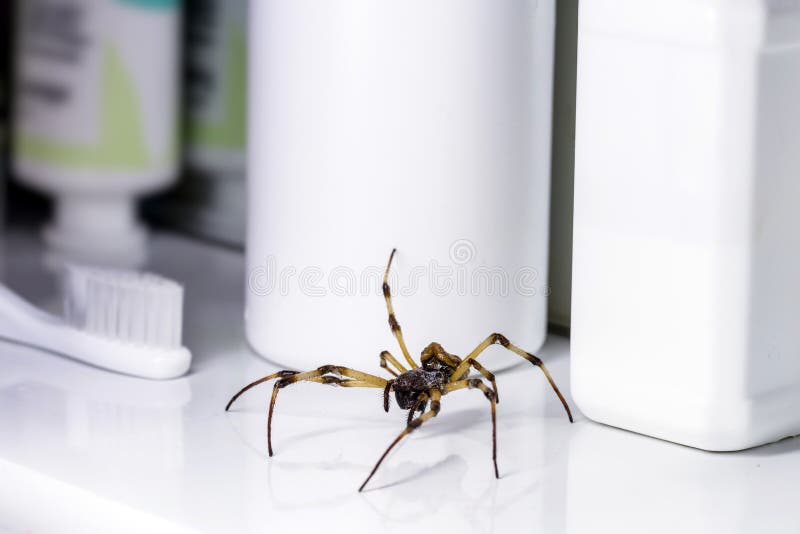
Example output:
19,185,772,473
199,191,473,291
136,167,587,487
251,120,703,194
572,0,800,450
246,0,556,370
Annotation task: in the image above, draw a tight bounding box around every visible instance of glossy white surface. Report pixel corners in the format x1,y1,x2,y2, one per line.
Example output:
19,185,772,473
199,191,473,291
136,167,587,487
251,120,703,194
2,231,800,533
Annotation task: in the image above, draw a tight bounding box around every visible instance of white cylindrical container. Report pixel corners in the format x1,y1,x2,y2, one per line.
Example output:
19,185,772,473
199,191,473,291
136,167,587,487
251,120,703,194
13,0,180,265
247,0,556,370
573,0,800,450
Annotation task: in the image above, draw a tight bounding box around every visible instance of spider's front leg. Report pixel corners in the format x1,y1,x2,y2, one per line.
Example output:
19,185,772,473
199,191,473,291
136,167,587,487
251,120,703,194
451,333,573,422
421,342,500,402
360,388,442,492
267,366,391,455
445,379,499,478
379,350,407,378
225,370,299,411
225,366,390,456
406,392,429,425
382,249,419,369
464,359,500,403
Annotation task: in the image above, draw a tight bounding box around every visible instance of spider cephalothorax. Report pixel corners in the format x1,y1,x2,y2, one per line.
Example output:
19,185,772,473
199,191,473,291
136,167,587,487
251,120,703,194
225,249,573,492
393,342,461,409
393,367,445,410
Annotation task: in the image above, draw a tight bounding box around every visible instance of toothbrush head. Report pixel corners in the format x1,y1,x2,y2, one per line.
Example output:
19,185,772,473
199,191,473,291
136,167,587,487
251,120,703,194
63,266,185,352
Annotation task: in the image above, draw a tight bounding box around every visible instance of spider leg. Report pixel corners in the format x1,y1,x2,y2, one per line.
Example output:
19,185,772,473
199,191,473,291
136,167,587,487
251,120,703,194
225,370,300,411
226,366,389,456
380,350,407,377
382,249,418,369
406,392,429,425
451,333,573,423
465,360,500,403
444,378,499,478
359,388,442,492
265,366,390,456
419,342,498,400
383,380,394,413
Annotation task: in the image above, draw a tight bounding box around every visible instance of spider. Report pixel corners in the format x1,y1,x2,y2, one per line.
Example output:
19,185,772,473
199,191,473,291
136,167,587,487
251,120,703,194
226,249,573,491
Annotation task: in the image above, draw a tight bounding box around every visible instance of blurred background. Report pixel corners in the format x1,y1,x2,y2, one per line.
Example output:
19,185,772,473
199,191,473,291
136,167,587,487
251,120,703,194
0,1,578,334
3,0,249,249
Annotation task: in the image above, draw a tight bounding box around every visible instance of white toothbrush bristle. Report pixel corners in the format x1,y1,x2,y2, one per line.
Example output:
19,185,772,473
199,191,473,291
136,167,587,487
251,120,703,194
64,266,184,350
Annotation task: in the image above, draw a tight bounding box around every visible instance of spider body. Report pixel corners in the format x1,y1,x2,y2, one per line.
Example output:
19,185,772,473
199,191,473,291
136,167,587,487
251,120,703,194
393,367,447,409
226,249,573,492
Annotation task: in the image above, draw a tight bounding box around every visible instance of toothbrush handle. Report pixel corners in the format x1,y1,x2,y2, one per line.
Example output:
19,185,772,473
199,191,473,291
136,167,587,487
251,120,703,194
0,284,191,379
0,284,63,342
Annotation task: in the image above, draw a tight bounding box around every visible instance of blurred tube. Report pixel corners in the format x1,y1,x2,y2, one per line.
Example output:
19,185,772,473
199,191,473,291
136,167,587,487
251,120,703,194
0,0,12,234
185,0,247,177
157,0,248,245
12,0,181,266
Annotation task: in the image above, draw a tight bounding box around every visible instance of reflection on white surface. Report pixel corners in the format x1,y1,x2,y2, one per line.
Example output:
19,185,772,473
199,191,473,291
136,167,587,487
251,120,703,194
2,230,800,533
0,344,192,515
226,342,574,534
566,423,800,534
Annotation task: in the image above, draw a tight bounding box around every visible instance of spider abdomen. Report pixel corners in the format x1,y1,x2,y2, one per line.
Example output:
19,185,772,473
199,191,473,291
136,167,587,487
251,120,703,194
393,368,445,409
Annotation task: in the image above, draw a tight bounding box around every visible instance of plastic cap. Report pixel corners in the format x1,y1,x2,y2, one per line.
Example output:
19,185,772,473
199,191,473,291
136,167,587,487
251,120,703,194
44,195,147,268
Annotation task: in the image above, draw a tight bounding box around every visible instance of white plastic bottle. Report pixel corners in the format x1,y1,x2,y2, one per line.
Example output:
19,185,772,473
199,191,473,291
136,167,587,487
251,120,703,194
13,0,180,265
247,0,557,370
572,0,800,450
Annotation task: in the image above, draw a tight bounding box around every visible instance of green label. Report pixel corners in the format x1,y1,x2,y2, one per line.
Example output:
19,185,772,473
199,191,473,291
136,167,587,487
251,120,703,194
189,24,247,150
119,0,179,9
18,44,151,169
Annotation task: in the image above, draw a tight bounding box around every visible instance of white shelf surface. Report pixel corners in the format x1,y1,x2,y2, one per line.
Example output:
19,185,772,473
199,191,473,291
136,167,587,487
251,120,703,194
1,230,799,533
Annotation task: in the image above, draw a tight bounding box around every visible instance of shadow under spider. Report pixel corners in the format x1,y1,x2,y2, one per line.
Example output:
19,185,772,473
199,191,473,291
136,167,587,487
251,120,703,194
363,454,466,492
226,411,397,461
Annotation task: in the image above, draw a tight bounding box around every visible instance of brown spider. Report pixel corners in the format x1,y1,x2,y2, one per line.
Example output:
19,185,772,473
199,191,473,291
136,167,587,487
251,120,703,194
226,249,573,491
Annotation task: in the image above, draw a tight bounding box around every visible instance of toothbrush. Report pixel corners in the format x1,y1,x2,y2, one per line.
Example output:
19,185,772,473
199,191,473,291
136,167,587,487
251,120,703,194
0,266,191,380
